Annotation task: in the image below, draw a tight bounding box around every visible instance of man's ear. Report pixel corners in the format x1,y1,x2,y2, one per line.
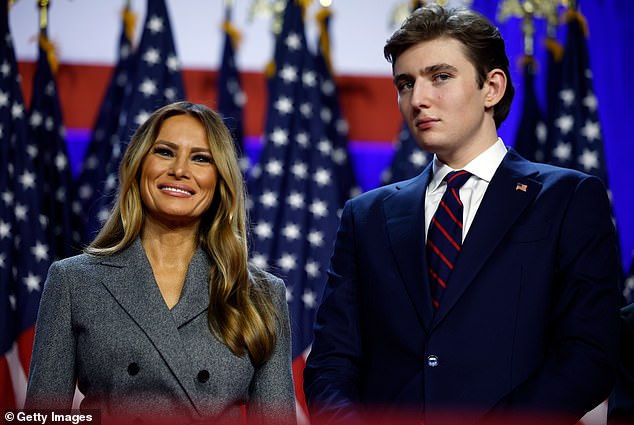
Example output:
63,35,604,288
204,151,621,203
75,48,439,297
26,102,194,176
483,69,507,108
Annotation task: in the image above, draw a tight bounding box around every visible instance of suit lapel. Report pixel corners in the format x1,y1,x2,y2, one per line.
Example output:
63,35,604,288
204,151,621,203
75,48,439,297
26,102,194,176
432,149,542,329
96,239,204,415
170,247,210,328
383,167,434,331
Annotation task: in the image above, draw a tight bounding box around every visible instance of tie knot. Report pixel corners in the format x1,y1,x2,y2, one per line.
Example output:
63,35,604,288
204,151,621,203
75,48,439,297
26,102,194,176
444,170,471,189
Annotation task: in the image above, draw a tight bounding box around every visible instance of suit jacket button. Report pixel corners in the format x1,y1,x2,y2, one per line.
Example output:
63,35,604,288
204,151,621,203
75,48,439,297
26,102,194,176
427,355,439,367
127,362,140,376
197,369,210,383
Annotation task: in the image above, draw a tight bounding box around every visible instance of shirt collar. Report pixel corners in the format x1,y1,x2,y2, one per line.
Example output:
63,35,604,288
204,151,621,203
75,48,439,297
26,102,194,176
429,138,508,192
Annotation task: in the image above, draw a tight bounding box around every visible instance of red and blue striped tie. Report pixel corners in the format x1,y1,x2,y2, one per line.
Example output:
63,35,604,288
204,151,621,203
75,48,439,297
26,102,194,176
426,170,472,309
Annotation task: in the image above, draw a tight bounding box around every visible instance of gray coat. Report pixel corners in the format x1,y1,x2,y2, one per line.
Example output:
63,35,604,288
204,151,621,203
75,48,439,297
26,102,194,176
25,238,296,424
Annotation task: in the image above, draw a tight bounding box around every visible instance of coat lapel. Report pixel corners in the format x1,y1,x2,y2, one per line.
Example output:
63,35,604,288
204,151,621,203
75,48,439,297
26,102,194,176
96,239,206,415
170,247,211,328
383,167,434,331
431,149,542,328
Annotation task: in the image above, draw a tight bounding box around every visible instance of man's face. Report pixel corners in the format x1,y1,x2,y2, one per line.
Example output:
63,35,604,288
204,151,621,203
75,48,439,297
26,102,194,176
393,36,495,167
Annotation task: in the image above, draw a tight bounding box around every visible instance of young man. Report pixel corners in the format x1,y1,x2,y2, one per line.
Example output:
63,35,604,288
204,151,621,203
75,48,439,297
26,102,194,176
304,4,621,425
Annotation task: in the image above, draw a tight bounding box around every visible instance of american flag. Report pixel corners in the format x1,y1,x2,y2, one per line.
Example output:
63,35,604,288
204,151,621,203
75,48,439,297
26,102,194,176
313,7,360,204
545,9,609,184
217,7,247,171
381,121,433,185
76,3,135,245
27,32,79,260
94,0,185,225
512,57,548,163
1,0,52,408
247,1,343,421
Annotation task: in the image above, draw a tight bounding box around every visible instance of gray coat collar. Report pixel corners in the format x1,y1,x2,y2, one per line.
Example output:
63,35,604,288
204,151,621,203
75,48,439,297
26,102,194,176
95,238,212,414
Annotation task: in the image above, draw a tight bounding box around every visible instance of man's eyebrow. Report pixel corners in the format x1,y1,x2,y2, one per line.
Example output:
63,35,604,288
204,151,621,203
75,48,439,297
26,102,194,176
393,63,459,84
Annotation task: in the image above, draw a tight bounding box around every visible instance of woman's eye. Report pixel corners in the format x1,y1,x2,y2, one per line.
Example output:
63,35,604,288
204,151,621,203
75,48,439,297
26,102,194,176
153,147,173,157
192,154,213,164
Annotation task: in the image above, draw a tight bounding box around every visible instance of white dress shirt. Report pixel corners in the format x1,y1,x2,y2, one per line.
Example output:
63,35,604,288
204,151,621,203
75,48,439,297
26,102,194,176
424,138,508,242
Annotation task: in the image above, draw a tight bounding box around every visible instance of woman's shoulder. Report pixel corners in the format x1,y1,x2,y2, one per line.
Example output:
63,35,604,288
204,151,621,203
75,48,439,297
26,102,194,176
248,264,286,296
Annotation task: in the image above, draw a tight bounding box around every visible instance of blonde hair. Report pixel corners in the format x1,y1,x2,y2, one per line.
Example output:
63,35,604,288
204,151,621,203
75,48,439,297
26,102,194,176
87,101,278,364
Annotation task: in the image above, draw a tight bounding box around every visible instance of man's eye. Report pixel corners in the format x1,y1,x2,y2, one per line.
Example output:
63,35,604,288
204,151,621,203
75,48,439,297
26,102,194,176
434,73,451,82
397,81,414,92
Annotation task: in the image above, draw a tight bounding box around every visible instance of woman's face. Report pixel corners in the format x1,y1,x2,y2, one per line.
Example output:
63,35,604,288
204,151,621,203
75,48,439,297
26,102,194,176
140,114,218,228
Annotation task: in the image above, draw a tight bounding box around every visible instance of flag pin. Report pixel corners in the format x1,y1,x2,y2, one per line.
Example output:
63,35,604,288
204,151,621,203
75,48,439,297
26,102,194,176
516,183,528,192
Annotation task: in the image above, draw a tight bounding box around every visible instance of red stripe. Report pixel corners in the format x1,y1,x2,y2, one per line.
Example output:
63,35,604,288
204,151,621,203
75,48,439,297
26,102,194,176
450,187,463,206
292,354,309,418
18,326,35,376
0,356,17,410
440,200,463,229
430,218,461,251
428,240,454,270
446,170,469,184
428,267,447,289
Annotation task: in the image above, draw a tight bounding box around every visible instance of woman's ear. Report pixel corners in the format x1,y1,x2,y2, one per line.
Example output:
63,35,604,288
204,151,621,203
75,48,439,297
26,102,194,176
483,68,507,108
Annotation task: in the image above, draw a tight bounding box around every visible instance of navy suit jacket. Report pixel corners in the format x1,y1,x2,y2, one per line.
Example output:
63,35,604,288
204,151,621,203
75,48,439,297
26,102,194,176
304,149,621,424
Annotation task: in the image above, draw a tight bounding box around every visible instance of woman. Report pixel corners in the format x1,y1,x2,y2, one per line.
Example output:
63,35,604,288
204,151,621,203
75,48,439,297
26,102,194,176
25,101,296,425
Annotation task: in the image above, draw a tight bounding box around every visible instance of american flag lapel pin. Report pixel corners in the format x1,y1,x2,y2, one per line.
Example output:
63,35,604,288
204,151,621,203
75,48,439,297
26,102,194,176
516,183,528,192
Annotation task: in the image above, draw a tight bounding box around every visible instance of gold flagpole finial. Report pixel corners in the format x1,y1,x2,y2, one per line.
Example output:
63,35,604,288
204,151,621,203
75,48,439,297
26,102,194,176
38,0,49,34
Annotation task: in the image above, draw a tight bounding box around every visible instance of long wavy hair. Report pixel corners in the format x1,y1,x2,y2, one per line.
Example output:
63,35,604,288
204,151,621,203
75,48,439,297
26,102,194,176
86,101,278,364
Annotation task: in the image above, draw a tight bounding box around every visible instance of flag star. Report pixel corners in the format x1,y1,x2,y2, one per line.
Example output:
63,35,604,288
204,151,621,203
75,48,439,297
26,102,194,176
409,150,429,167
260,191,278,208
166,54,179,72
287,192,305,209
55,153,68,171
309,200,328,218
285,287,293,302
265,159,283,176
555,114,574,135
536,122,548,144
19,170,36,190
278,253,297,272
26,144,38,159
31,241,49,262
254,221,273,239
143,48,161,65
29,111,43,127
317,140,332,156
302,70,317,87
0,253,5,268
282,223,301,240
0,60,10,77
307,230,324,247
147,15,164,33
314,168,332,186
44,117,54,131
320,106,332,123
23,273,42,292
2,191,14,205
559,89,575,106
552,142,572,161
164,87,177,100
45,81,55,96
274,97,293,115
104,173,117,191
578,149,599,171
285,32,301,50
581,120,601,142
0,220,11,238
0,90,7,107
302,289,317,309
279,65,298,83
270,128,289,146
321,80,335,96
583,92,598,112
296,132,309,147
305,260,320,278
97,207,110,224
134,110,151,126
15,203,28,221
300,102,312,118
11,101,24,119
250,253,268,269
139,78,158,97
291,162,308,179
332,147,347,165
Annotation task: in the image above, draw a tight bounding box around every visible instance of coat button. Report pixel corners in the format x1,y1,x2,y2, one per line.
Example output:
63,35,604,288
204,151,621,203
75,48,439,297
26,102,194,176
427,355,439,367
127,362,140,376
197,369,210,383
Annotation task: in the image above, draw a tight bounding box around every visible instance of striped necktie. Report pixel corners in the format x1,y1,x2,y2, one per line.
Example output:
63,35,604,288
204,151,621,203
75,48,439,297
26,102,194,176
426,170,472,309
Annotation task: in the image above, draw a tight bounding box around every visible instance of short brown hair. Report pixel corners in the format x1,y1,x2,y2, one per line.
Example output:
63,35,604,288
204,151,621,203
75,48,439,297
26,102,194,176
384,4,514,128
